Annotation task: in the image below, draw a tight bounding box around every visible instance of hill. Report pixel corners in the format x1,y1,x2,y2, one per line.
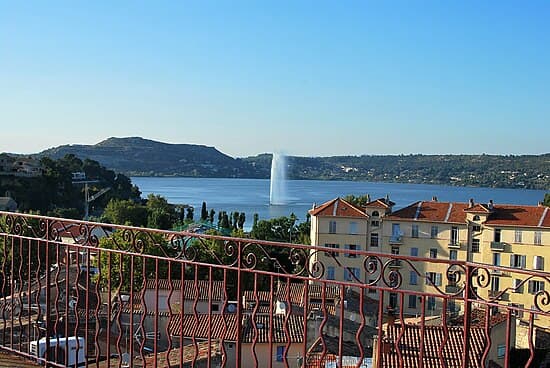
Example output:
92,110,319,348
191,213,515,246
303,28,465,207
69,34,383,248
38,137,259,178
35,137,549,189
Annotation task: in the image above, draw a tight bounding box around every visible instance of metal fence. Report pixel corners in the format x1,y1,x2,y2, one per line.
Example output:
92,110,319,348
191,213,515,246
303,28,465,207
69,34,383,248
0,211,549,367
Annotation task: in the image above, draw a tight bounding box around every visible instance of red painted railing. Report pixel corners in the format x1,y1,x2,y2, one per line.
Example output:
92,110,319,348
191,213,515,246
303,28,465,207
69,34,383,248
0,211,549,367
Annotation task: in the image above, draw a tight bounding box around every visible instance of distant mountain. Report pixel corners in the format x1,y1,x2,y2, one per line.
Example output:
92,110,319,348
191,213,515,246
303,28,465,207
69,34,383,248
35,137,549,189
38,137,260,178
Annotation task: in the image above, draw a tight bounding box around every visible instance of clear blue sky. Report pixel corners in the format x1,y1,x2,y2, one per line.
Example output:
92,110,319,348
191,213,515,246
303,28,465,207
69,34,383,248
1,1,549,157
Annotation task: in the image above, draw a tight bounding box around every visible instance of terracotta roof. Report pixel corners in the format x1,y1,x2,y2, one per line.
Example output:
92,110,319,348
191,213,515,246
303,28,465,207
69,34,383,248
386,201,469,224
364,198,395,209
145,279,225,301
380,324,487,368
168,313,239,341
243,282,340,308
387,201,550,228
168,313,305,344
484,204,550,228
309,198,368,218
0,351,41,367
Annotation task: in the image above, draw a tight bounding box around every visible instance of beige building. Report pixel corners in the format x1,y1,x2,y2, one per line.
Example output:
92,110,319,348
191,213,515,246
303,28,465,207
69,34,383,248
309,196,550,327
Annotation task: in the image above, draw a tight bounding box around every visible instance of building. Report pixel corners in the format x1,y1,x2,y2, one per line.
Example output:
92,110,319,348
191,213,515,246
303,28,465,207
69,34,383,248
309,196,550,328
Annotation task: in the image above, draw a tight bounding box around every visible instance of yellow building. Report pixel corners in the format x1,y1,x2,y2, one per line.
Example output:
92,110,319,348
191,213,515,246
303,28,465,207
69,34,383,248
308,197,393,285
309,196,550,327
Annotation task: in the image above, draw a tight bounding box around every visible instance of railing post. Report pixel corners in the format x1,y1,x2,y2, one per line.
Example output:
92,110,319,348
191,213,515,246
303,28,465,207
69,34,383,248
235,240,243,367
461,263,472,368
44,219,51,367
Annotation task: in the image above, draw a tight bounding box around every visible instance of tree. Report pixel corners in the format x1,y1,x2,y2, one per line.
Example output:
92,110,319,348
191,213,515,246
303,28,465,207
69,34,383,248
343,194,371,207
238,212,246,229
544,193,550,207
220,212,230,229
200,202,208,221
102,199,148,226
232,212,239,230
186,207,194,221
209,209,216,224
146,194,176,230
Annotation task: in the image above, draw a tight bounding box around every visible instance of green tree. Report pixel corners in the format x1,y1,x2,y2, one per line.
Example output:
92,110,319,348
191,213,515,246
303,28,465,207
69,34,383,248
200,202,208,221
209,209,216,224
146,194,176,229
544,193,550,206
238,212,246,229
102,199,148,226
186,207,194,221
343,194,371,207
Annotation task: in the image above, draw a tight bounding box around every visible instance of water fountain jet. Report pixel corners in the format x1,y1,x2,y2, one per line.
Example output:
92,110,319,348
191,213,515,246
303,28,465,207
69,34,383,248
269,153,287,205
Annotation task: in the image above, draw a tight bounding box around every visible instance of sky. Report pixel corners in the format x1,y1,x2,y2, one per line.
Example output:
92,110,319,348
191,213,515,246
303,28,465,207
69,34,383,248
1,1,549,158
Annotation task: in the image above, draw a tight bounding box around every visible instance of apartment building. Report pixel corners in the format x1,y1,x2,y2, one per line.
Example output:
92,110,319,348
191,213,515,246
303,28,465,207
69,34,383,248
308,197,393,284
309,196,550,326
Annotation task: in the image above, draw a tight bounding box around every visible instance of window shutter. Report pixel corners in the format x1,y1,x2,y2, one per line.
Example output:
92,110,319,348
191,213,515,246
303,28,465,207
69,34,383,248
425,273,430,285
509,255,514,267
436,273,442,286
534,256,544,271
521,255,526,269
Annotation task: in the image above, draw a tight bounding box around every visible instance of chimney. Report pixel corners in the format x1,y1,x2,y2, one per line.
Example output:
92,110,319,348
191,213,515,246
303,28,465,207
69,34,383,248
469,198,475,208
366,194,371,203
538,201,544,207
432,196,438,202
488,200,494,210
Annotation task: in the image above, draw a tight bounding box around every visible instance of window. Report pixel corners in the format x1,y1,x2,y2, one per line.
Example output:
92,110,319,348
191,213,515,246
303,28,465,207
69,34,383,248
408,295,417,309
329,221,336,234
349,222,358,235
430,226,438,239
372,211,379,217
472,224,481,232
497,344,506,359
510,254,526,268
276,346,285,362
345,267,360,281
429,248,437,259
427,296,436,311
513,279,524,293
528,280,544,294
412,225,419,238
449,250,458,260
535,231,542,245
451,226,459,244
370,233,379,247
425,272,442,286
390,247,400,267
509,303,524,318
494,229,501,242
493,253,501,266
471,239,480,253
368,279,377,293
324,243,339,257
212,304,219,312
491,277,500,292
371,220,380,227
410,271,418,285
514,230,522,244
534,256,544,271
327,266,335,280
389,293,398,308
410,247,418,257
345,244,359,258
473,215,480,221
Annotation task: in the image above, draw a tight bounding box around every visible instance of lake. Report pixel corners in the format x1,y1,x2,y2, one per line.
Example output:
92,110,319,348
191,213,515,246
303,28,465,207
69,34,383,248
130,177,547,224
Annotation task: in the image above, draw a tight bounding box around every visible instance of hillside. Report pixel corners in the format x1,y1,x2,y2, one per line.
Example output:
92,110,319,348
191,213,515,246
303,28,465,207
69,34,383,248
38,137,260,178
35,137,549,189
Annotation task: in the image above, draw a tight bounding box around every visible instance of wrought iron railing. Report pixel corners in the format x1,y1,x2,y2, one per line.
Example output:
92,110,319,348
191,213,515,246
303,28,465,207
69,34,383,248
0,211,549,367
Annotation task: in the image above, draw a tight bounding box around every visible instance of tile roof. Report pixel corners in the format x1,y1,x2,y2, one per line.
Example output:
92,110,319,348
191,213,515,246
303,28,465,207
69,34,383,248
484,204,550,228
386,201,470,224
168,313,305,344
145,279,225,301
243,282,340,308
387,200,550,228
309,198,368,218
380,324,487,368
0,351,41,367
364,198,396,209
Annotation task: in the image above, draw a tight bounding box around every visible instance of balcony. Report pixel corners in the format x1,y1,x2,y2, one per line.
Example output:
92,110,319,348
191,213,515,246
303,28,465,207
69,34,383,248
448,240,461,249
491,241,506,251
389,235,403,245
0,211,548,368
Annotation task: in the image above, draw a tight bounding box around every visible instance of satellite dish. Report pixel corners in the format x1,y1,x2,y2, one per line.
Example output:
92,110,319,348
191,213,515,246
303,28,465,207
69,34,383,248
227,304,236,313
69,299,76,309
